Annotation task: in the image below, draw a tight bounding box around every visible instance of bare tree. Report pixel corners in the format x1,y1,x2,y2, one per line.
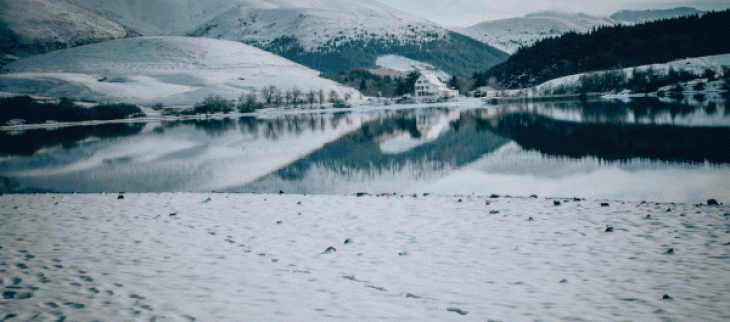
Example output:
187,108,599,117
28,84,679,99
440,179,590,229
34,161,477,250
273,88,283,106
262,85,276,104
329,90,339,103
318,89,325,106
285,90,293,106
292,87,302,106
307,89,317,108
238,92,259,113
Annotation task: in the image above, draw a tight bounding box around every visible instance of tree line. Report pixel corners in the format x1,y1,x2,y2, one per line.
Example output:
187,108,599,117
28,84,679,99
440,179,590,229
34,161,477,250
191,86,355,115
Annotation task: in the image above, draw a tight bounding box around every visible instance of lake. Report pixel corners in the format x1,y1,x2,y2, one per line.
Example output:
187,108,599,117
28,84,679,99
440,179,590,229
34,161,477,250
2,98,730,203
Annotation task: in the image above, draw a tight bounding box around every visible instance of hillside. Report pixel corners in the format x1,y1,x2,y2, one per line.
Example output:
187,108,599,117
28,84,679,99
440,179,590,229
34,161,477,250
0,36,359,106
64,0,508,77
475,10,730,89
62,0,240,36
610,7,705,24
458,11,617,54
0,0,138,61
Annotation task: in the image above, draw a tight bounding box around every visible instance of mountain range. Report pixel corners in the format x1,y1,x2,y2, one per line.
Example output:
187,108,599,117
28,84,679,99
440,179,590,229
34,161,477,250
0,0,723,106
458,8,708,54
61,0,508,77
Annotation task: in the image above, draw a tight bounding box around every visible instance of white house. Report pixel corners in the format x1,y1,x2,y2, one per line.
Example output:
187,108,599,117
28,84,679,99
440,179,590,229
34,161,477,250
414,73,459,98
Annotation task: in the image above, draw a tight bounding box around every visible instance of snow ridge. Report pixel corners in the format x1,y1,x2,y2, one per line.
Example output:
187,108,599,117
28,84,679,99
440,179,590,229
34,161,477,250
187,0,450,52
458,11,616,54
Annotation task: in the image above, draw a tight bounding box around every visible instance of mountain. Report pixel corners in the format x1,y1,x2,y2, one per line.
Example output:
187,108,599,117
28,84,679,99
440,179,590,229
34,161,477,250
0,36,359,106
610,7,705,24
0,0,138,62
459,11,616,54
63,0,508,77
474,10,730,89
62,0,241,36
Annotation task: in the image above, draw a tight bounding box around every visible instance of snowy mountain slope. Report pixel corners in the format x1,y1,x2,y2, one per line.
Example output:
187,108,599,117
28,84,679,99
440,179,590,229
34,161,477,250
610,7,705,24
375,55,450,81
0,36,359,106
62,0,242,36
188,0,447,51
185,0,508,76
0,0,138,58
458,11,617,54
528,53,730,96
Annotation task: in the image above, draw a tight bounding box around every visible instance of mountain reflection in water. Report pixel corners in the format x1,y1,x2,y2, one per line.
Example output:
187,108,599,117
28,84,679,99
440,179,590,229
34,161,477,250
1,99,729,202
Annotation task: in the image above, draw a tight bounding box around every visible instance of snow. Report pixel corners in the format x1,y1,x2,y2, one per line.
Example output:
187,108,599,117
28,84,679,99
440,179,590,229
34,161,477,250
1,193,729,321
531,53,730,97
375,55,450,81
188,0,450,52
62,0,451,52
458,11,616,54
0,0,135,48
62,0,243,36
0,36,359,106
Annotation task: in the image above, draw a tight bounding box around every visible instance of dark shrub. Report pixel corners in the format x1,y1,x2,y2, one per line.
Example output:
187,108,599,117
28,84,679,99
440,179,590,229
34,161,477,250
194,95,234,114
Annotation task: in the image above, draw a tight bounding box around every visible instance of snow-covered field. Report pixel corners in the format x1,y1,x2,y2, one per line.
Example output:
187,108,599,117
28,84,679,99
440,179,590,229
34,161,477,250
0,36,359,106
1,193,729,321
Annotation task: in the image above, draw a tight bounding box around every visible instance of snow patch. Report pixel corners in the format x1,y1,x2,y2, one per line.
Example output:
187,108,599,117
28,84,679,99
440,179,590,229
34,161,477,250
375,55,450,81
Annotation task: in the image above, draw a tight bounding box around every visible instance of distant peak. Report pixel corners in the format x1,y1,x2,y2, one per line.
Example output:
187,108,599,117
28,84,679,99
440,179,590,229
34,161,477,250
525,10,583,18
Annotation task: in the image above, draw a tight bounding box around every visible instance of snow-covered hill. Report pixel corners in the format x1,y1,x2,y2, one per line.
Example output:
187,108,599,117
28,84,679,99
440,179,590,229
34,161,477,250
459,11,617,54
610,7,704,24
188,0,447,51
63,0,508,77
0,36,359,106
63,0,242,36
520,54,730,101
0,0,138,59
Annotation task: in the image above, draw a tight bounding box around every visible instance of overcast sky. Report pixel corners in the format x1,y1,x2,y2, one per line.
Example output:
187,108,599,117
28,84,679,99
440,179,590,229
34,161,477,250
376,0,730,27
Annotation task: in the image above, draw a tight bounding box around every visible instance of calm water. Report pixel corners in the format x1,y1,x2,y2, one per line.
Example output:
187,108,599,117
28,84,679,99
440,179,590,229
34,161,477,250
2,99,730,203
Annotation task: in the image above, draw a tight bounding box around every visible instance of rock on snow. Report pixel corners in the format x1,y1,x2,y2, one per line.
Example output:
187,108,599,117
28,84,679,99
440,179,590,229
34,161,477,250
1,193,728,321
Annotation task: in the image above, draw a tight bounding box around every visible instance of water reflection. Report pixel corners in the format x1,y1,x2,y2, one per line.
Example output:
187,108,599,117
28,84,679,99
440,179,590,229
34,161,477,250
492,113,730,164
0,123,145,156
232,110,509,194
1,99,729,202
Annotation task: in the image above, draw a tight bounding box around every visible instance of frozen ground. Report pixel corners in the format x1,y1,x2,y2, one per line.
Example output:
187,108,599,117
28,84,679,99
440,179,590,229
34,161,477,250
1,193,729,321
